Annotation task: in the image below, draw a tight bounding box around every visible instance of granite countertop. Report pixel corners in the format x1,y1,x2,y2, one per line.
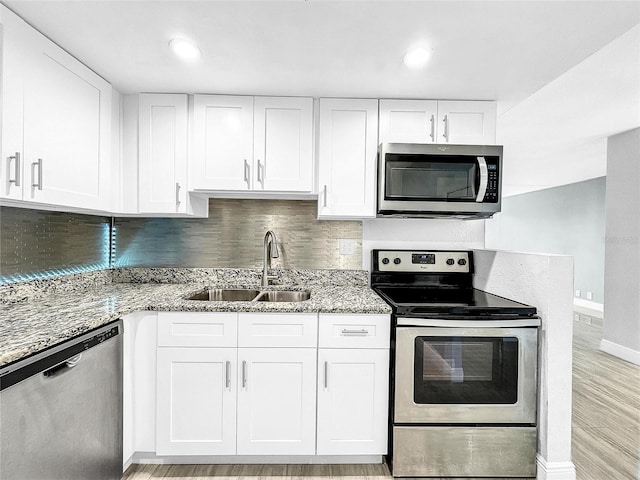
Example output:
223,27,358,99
0,268,391,368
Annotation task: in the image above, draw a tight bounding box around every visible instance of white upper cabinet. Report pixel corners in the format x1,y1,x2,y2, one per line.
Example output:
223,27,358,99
379,99,497,145
253,97,313,192
0,7,27,201
192,95,313,193
0,5,112,210
138,94,188,214
436,100,496,145
192,95,254,191
379,100,438,144
317,98,379,219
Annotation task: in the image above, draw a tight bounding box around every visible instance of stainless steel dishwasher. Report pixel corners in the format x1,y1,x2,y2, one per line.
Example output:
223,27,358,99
0,320,123,480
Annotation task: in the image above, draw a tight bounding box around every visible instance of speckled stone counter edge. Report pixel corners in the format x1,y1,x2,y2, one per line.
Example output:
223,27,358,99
0,267,370,304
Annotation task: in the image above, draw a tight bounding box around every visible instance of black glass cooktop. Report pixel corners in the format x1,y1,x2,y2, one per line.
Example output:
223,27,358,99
374,286,537,317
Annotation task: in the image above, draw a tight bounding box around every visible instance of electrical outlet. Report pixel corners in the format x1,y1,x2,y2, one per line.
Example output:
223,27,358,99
587,291,593,300
575,289,581,297
339,239,356,255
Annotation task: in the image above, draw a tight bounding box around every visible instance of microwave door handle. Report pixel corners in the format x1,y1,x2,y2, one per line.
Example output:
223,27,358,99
476,156,488,202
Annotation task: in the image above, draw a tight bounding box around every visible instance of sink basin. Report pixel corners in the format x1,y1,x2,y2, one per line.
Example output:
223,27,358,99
187,289,260,301
185,288,311,302
255,290,311,302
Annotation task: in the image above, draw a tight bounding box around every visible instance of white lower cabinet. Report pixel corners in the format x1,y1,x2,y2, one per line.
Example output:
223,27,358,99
156,347,237,455
317,313,390,455
150,311,389,461
316,348,389,455
236,347,317,455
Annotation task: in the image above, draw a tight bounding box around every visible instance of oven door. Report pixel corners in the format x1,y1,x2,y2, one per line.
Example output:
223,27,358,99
394,325,537,424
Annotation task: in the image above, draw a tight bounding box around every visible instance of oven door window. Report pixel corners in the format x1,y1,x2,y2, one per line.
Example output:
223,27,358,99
414,336,518,404
385,154,478,201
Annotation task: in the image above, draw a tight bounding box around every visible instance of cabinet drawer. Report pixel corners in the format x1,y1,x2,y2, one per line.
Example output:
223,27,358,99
238,313,317,347
318,314,390,349
157,312,237,347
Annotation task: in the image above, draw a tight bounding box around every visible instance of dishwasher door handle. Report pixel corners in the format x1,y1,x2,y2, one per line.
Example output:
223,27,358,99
42,354,82,378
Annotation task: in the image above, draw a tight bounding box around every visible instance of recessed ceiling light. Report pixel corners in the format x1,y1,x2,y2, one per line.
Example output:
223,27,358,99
403,47,431,69
169,38,201,61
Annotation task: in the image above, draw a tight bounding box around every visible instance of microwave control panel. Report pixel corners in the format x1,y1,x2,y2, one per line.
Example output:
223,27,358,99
481,160,499,202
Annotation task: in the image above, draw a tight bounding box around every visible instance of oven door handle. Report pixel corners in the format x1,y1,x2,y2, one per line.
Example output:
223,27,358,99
476,156,488,202
396,317,541,328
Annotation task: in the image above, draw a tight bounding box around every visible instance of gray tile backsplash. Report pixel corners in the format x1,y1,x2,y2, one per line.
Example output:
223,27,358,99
0,207,111,284
113,199,362,270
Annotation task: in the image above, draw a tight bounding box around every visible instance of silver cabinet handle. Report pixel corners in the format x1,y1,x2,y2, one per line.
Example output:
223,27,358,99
243,159,250,189
442,115,449,142
429,115,435,141
257,159,264,187
323,185,328,208
8,152,20,186
323,361,328,389
225,361,231,389
175,182,181,207
242,360,247,388
32,158,42,190
341,328,369,336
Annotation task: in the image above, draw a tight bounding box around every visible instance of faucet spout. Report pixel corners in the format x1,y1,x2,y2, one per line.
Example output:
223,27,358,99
262,230,279,287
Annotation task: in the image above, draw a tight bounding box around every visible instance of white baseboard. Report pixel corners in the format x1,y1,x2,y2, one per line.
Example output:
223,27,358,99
573,298,604,315
536,455,576,480
600,339,640,365
129,452,383,465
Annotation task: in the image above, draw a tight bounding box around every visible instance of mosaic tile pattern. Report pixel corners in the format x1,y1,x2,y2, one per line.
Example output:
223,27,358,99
113,199,362,270
0,207,111,284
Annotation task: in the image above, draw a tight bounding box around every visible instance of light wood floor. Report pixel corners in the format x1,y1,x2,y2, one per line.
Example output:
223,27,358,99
123,313,640,480
572,312,640,480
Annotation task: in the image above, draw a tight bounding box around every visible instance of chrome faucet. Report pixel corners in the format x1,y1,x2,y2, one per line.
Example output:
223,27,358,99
262,230,280,286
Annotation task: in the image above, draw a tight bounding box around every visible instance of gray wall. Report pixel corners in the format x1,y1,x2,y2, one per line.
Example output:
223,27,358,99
0,207,111,283
485,177,606,303
114,199,362,270
603,128,640,353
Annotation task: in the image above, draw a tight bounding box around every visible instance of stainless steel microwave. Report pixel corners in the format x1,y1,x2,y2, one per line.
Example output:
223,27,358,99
377,143,503,218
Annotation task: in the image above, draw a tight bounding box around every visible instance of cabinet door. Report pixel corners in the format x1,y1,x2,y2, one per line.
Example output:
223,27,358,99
0,6,28,200
379,99,438,144
138,94,188,213
192,95,254,190
156,348,237,455
317,348,389,455
436,100,496,145
237,347,316,455
21,27,111,209
253,97,313,192
317,98,378,219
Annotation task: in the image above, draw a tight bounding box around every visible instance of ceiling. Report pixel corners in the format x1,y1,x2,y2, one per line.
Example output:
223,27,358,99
4,0,640,195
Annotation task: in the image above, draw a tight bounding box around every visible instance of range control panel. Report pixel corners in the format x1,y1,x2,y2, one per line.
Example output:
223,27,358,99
375,250,471,273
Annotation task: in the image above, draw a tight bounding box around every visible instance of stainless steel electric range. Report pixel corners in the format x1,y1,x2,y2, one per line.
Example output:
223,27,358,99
371,249,540,478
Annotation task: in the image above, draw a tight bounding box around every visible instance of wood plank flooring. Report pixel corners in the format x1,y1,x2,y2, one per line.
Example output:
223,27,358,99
123,313,640,480
572,312,640,480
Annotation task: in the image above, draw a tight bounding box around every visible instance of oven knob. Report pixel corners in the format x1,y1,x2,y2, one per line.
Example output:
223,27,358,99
446,258,455,266
393,257,401,265
458,258,467,266
381,257,390,265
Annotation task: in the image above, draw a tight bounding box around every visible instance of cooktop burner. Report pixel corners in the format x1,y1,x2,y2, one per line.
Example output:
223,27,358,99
373,286,537,317
370,249,537,318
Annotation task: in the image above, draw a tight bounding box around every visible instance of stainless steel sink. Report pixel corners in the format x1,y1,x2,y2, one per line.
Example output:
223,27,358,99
185,288,310,302
255,290,311,302
186,289,260,301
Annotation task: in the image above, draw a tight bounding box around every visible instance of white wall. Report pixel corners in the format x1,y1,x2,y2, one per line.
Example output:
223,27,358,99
361,218,485,269
602,128,640,365
485,177,606,304
497,25,640,197
473,249,575,480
